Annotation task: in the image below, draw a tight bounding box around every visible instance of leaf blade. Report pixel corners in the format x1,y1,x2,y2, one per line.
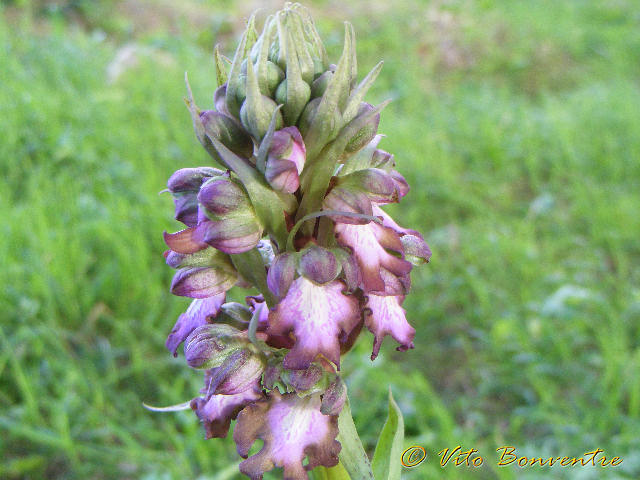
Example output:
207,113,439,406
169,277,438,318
371,388,405,480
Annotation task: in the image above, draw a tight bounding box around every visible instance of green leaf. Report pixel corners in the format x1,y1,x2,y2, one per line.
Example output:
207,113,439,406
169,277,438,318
213,44,229,87
371,389,405,480
337,396,374,480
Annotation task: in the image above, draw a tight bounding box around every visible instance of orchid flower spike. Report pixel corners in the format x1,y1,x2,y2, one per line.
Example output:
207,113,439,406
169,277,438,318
155,4,431,479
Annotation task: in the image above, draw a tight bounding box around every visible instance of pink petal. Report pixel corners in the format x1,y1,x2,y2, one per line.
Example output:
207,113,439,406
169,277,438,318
163,228,208,254
268,278,360,370
365,294,415,360
234,391,340,479
190,383,263,439
166,294,226,356
334,221,411,295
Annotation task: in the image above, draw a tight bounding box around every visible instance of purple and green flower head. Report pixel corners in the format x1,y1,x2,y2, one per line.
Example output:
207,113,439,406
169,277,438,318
149,3,431,479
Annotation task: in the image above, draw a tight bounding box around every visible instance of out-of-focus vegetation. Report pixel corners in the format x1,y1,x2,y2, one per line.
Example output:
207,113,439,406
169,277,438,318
1,0,640,478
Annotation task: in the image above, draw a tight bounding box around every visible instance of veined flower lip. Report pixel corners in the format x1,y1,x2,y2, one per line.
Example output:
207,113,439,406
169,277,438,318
234,391,341,479
267,277,361,370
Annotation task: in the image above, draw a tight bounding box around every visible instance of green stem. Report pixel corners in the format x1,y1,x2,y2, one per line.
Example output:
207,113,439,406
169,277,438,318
285,211,382,252
311,462,351,480
230,249,277,306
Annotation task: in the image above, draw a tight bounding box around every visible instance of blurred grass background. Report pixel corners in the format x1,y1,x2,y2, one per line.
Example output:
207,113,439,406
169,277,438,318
1,0,640,478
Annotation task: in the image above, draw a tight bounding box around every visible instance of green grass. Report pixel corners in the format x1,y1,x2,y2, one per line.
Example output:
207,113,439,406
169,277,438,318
1,0,640,478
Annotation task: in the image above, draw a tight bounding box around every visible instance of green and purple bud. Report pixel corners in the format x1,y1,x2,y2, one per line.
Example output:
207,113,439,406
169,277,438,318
167,167,224,227
265,127,306,193
196,177,263,254
184,324,249,370
298,245,340,285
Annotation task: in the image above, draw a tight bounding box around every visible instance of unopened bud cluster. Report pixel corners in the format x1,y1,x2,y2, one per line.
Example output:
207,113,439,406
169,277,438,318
160,4,430,479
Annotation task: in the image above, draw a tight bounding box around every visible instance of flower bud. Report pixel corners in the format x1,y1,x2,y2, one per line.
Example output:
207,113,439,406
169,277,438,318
371,148,394,169
167,167,223,227
216,302,254,328
298,245,340,285
281,363,324,392
274,78,311,125
165,246,231,270
333,248,362,293
200,111,254,159
401,234,432,266
262,61,285,96
184,324,247,369
267,253,298,299
240,59,284,140
389,170,409,199
196,216,262,255
309,71,329,98
170,264,237,299
297,97,340,143
335,168,398,204
321,376,347,416
344,103,380,154
198,178,252,219
265,127,306,193
209,349,266,395
213,84,230,116
167,167,223,193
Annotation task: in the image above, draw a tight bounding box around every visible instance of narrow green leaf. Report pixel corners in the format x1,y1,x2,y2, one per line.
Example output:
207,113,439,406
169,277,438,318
349,22,358,88
342,61,383,123
256,104,284,172
282,20,311,125
337,396,375,480
226,14,256,117
304,22,353,160
184,73,224,168
371,389,405,480
213,44,228,87
256,15,275,94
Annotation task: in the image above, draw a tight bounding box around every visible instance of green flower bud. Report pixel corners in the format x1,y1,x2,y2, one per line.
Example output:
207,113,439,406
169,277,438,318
275,78,311,126
198,177,252,219
310,71,332,99
183,324,247,369
200,111,253,159
240,59,283,140
297,97,340,141
344,103,380,153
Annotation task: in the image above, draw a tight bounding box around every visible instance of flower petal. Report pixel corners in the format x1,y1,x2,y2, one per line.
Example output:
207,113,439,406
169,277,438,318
163,228,208,254
166,294,226,356
334,221,411,295
234,391,340,479
190,384,263,440
365,294,415,360
373,205,431,264
268,278,360,370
